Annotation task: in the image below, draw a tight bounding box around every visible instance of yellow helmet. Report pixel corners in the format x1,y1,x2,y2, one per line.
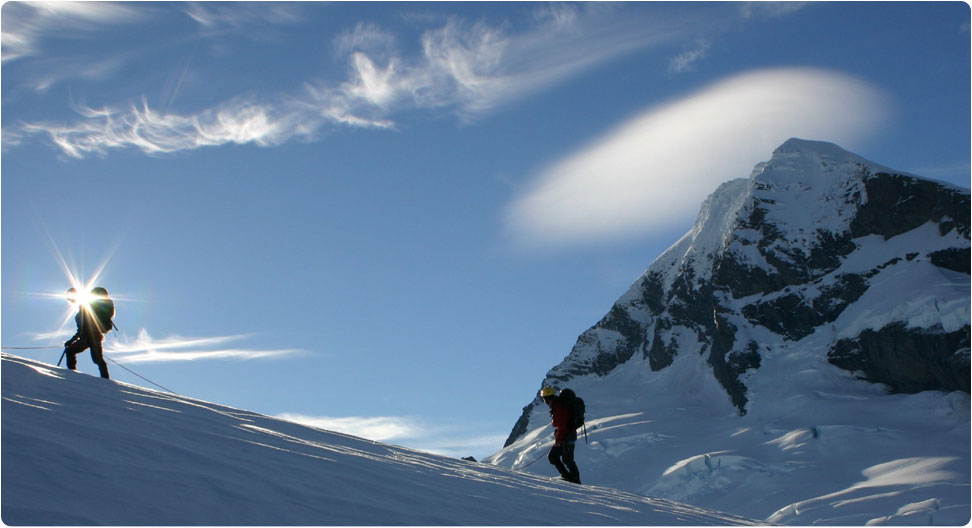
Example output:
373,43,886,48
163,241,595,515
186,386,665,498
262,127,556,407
539,387,556,398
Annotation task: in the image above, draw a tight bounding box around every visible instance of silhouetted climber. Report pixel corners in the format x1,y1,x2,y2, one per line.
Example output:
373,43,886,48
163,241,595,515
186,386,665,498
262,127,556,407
63,287,114,379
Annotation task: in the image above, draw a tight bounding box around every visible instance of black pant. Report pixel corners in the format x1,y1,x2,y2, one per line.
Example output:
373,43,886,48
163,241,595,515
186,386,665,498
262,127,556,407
65,336,109,379
548,442,580,483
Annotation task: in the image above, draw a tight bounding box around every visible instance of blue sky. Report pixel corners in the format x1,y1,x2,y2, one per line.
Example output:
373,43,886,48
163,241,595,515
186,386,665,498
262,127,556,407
2,1,969,460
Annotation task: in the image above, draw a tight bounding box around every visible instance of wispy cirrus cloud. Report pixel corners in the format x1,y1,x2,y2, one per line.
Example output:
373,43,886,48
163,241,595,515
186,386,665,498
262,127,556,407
738,2,812,19
106,329,305,363
18,95,341,158
278,413,507,459
669,39,711,73
1,1,144,63
334,22,398,59
9,4,716,159
26,326,303,363
278,414,425,443
181,2,302,32
504,68,890,249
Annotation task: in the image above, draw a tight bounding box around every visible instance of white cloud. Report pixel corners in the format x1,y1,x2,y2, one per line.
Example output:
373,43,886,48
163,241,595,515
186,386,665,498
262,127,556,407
409,433,509,460
670,39,711,73
504,68,889,249
738,2,811,19
413,5,694,120
278,413,508,459
25,328,73,342
343,52,404,109
18,95,348,159
106,329,305,363
9,5,712,158
181,3,302,32
334,23,397,58
26,327,302,363
1,1,144,63
278,414,425,443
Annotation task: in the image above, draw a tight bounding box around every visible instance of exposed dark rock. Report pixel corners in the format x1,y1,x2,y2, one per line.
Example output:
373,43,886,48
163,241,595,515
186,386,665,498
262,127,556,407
930,247,971,275
850,172,970,239
728,342,762,376
742,293,815,340
828,323,971,393
713,253,783,298
647,320,677,371
813,273,869,317
591,305,645,376
504,401,539,447
705,311,746,413
740,273,870,341
637,272,667,313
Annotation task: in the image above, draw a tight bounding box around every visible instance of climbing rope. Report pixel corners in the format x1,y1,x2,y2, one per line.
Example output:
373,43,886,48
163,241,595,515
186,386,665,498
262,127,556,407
103,355,176,394
515,447,551,471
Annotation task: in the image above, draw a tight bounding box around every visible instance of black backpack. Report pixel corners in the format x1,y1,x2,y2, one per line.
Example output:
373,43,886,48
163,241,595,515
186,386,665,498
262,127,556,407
559,388,585,430
91,298,115,333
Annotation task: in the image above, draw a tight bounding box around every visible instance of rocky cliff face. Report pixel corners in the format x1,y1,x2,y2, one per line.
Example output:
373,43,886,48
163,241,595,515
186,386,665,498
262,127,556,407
504,138,970,447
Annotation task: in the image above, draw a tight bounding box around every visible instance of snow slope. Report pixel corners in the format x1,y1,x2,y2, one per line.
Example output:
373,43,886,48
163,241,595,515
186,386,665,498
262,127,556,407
488,348,970,525
0,353,760,526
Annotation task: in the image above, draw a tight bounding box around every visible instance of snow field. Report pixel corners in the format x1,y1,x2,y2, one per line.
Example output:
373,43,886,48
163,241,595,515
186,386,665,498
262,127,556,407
1,353,760,526
491,345,969,525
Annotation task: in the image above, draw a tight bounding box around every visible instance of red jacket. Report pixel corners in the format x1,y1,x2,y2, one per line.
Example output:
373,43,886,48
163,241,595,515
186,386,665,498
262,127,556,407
550,399,577,445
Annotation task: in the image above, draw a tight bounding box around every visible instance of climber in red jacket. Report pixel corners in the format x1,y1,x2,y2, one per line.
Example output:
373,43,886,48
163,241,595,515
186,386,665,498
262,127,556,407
540,387,581,484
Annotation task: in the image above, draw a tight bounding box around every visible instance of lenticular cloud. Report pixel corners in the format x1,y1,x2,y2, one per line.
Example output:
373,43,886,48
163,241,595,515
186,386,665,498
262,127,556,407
505,68,889,249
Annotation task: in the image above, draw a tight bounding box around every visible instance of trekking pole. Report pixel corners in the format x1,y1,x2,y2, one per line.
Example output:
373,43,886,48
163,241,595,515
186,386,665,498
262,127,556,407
0,344,67,363
58,338,76,367
582,423,589,444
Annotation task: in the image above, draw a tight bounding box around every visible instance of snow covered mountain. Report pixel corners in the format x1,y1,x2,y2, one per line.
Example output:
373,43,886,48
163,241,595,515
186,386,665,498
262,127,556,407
488,138,970,525
0,353,761,526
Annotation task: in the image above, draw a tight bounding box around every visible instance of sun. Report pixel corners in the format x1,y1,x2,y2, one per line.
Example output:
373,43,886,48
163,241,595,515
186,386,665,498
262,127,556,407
65,287,100,309
41,235,119,337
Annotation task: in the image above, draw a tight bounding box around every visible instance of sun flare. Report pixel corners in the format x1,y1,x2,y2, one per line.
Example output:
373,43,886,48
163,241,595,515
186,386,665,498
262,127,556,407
64,286,108,312
38,233,121,339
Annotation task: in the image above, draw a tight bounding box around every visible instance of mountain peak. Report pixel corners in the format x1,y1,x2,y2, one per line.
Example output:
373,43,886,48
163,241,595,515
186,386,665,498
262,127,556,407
775,137,856,157
751,137,873,186
497,140,970,524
